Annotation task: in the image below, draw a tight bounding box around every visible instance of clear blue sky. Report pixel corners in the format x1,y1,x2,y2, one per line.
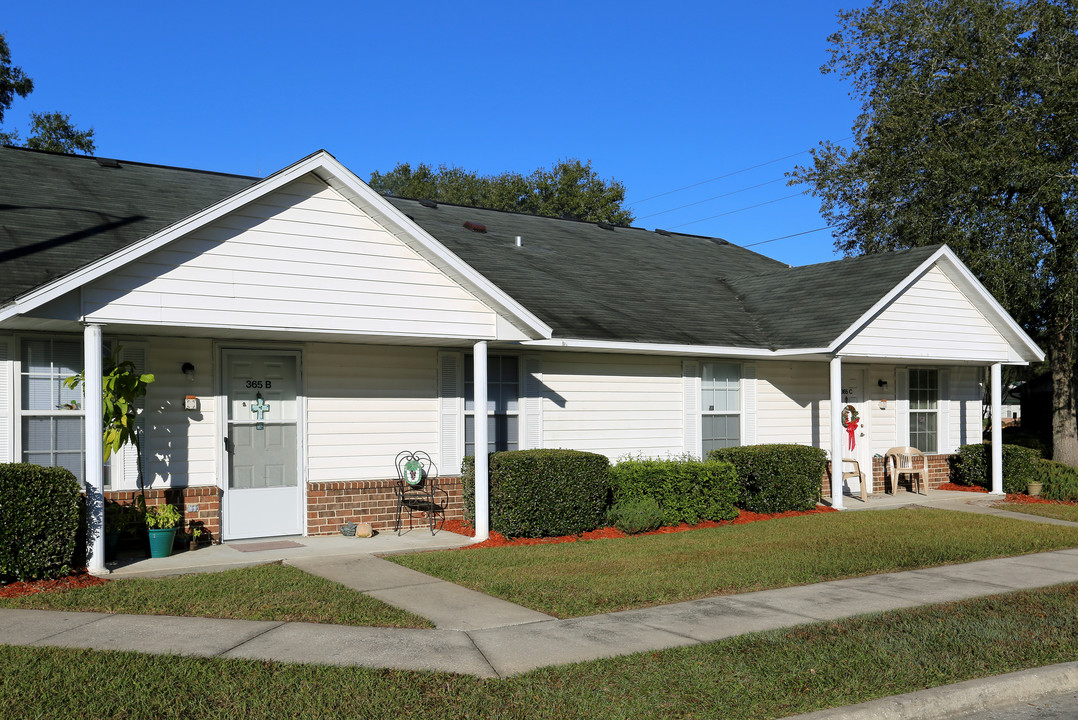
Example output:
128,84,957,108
4,1,864,267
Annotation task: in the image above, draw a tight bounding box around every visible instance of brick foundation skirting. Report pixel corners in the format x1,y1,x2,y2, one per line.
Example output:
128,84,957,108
306,477,464,536
823,452,957,497
104,486,222,543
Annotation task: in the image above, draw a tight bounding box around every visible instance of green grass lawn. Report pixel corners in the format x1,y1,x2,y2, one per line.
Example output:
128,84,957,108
0,564,431,628
994,501,1078,523
391,508,1078,617
2,583,1077,719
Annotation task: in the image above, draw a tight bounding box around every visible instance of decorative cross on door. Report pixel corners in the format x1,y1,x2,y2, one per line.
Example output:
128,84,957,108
251,393,270,430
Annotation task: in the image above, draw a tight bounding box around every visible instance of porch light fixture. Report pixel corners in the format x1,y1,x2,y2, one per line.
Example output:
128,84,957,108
878,379,888,388
182,362,196,381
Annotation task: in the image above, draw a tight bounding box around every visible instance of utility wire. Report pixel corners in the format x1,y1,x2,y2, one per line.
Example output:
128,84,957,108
636,177,785,220
667,191,809,229
740,225,836,248
629,136,851,205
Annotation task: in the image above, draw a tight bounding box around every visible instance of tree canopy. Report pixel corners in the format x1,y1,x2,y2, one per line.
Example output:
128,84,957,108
791,0,1078,464
368,159,634,225
0,33,95,154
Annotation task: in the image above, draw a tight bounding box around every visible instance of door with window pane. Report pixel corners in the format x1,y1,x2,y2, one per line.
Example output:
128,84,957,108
21,339,85,483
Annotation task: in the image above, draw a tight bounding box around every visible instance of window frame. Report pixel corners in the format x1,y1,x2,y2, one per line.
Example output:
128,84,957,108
700,361,742,454
463,354,522,457
908,367,939,454
17,335,88,484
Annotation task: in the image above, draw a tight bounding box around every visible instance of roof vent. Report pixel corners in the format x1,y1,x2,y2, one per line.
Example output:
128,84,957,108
463,221,487,233
419,199,438,208
94,157,121,168
597,222,615,231
655,229,673,236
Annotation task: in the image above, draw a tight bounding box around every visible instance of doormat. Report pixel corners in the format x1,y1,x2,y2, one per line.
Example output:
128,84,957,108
230,540,305,553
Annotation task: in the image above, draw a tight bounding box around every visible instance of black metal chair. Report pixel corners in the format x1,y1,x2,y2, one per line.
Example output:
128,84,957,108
393,450,442,535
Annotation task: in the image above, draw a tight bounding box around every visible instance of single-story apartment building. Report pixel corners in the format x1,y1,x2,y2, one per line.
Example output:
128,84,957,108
0,147,1043,572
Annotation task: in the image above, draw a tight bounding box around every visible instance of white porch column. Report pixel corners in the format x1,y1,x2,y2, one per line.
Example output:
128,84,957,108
990,362,1004,495
83,323,107,575
829,355,845,510
473,341,489,542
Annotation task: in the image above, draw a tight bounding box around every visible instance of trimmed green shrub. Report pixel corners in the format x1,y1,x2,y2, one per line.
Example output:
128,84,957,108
952,443,1040,494
606,497,664,534
1035,459,1078,502
0,463,83,581
709,444,827,514
608,455,739,526
463,449,610,538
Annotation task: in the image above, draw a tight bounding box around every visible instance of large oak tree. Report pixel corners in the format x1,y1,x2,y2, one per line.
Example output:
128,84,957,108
369,158,634,225
792,0,1078,465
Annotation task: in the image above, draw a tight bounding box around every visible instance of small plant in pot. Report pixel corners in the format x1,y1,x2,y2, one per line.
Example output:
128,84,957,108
145,503,182,558
186,522,206,551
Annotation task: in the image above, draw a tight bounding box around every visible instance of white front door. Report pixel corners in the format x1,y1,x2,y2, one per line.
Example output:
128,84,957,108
840,368,872,494
222,350,302,539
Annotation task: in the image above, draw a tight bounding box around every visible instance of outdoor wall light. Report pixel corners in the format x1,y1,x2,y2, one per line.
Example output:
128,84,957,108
182,362,196,381
877,378,888,388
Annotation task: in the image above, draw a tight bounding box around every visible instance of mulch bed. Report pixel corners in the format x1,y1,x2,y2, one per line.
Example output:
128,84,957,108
1001,493,1077,505
442,505,839,549
936,482,988,493
0,569,110,600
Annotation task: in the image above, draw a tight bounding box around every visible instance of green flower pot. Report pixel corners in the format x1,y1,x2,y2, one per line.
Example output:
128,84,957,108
147,527,177,558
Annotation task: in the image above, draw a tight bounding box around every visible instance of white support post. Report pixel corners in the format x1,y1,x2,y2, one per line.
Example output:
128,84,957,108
829,356,845,510
990,362,1003,496
83,323,107,575
473,341,489,542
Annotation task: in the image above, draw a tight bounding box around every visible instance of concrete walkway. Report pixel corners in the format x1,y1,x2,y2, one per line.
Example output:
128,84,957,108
3,491,1078,715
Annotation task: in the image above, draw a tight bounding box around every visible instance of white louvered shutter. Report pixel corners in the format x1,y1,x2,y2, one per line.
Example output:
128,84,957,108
742,364,757,446
0,337,12,462
683,360,700,458
896,368,910,447
938,368,952,453
523,355,543,450
438,352,463,474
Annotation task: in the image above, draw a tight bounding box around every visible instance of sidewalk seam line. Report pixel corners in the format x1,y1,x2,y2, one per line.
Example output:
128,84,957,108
213,621,288,658
462,630,502,679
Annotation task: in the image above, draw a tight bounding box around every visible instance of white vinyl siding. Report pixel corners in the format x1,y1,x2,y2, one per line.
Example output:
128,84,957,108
306,343,438,482
83,175,497,339
438,352,463,474
841,266,1012,361
755,361,829,448
143,337,218,488
543,353,683,460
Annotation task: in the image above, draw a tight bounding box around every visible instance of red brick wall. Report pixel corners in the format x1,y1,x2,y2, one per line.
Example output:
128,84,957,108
306,477,464,535
823,453,956,497
104,486,222,543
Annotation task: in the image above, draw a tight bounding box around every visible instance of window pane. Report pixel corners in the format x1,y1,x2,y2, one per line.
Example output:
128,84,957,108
702,363,739,412
702,414,740,454
909,369,938,410
22,416,85,483
910,412,937,453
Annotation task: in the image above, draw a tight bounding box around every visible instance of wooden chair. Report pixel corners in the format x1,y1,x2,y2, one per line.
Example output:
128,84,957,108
393,450,441,535
885,446,929,495
841,459,869,502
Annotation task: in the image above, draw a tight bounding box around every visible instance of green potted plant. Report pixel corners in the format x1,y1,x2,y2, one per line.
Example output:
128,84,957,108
186,522,205,551
145,503,182,558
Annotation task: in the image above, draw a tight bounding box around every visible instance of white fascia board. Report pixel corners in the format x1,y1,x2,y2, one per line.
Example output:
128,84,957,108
0,150,553,340
827,245,1045,363
309,160,553,340
520,338,829,358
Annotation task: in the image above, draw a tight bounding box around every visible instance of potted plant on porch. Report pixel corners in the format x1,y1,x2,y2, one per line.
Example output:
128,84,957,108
145,503,182,558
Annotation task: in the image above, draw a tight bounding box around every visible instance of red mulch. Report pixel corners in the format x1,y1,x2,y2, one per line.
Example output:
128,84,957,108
443,505,839,549
0,569,109,599
937,482,989,493
1002,493,1077,505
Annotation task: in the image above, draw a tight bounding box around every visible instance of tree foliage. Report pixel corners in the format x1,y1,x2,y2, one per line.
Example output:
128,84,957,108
0,33,95,154
368,158,635,225
791,0,1078,464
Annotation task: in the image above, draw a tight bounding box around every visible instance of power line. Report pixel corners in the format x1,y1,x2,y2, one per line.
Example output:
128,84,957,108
629,136,851,206
740,225,836,248
636,177,785,220
667,191,809,229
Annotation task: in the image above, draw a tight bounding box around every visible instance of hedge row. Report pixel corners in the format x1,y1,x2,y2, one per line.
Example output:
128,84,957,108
710,444,828,514
608,455,738,526
0,463,84,581
1035,459,1078,502
952,444,1040,494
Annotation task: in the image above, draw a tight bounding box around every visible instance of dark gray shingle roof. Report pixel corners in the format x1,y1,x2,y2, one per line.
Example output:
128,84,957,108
1,147,937,351
0,146,258,304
